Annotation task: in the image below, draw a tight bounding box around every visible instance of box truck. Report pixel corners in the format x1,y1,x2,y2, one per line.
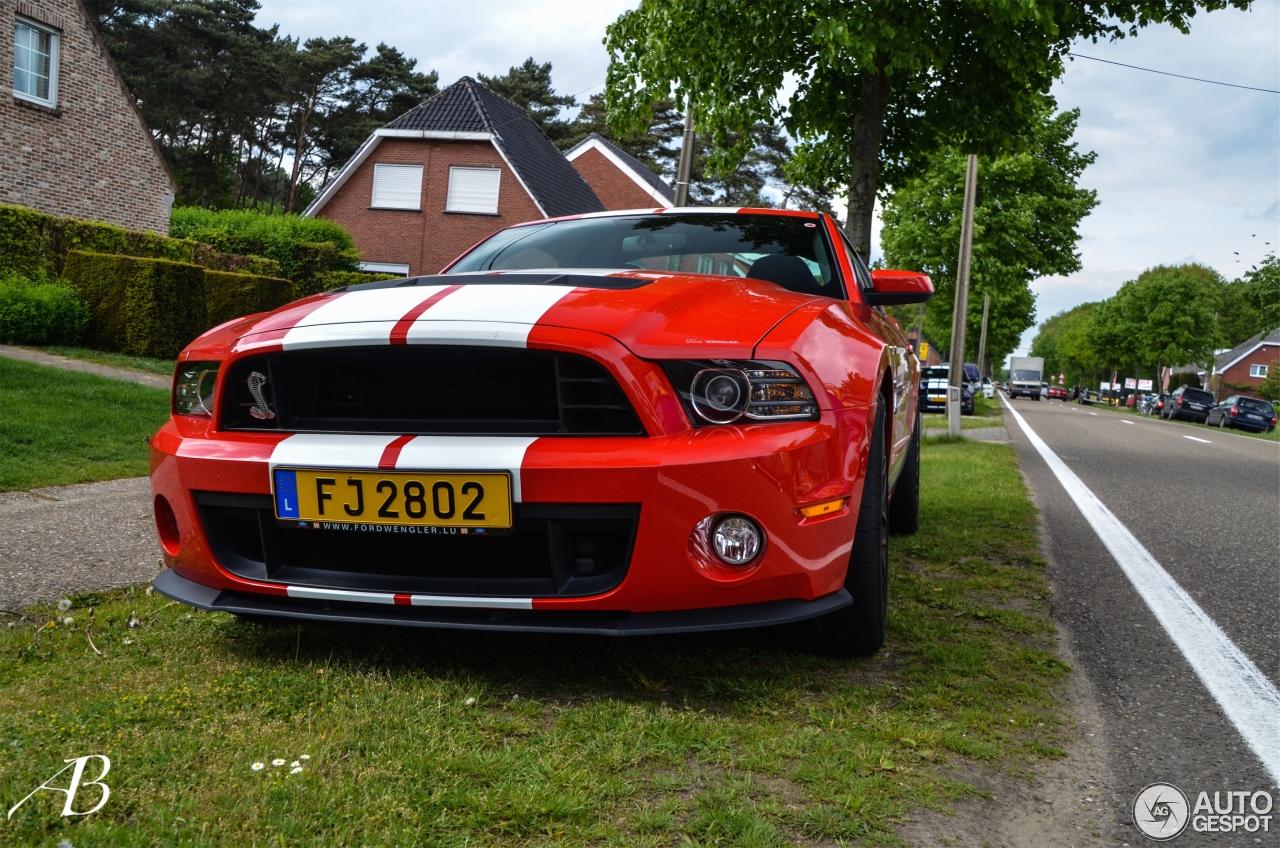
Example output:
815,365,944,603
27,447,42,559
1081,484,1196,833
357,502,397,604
1008,356,1044,400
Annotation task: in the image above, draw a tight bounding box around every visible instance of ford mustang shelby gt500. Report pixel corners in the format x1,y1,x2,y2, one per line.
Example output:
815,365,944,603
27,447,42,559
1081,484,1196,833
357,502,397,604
150,208,932,655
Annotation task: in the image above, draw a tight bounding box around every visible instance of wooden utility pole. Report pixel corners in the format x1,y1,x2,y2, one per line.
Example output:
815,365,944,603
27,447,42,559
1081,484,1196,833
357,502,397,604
976,293,991,378
674,101,695,207
947,154,979,437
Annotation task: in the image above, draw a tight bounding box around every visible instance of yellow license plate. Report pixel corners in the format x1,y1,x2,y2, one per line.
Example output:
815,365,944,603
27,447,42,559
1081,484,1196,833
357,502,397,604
928,395,945,402
272,468,512,528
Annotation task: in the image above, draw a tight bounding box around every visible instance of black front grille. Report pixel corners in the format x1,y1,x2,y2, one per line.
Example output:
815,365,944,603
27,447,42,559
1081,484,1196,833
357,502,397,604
196,492,638,598
219,347,644,436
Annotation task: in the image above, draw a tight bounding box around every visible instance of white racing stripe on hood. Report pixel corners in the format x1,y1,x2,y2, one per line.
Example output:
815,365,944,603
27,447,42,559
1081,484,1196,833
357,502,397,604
281,286,455,350
393,436,538,502
268,434,401,471
403,284,572,348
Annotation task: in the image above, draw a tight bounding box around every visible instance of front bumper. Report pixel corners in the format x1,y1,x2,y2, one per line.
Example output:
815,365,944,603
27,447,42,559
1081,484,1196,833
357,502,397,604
149,407,871,622
153,568,853,635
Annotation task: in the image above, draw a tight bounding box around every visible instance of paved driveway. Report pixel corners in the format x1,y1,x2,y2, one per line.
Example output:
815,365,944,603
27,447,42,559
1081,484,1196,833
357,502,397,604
0,477,160,611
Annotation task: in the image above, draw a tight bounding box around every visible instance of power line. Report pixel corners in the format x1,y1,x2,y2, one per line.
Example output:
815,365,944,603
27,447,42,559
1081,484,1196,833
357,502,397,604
1066,52,1280,94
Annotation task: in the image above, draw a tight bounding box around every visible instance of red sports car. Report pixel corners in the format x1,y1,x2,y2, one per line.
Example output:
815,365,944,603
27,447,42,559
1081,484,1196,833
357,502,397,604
150,209,932,656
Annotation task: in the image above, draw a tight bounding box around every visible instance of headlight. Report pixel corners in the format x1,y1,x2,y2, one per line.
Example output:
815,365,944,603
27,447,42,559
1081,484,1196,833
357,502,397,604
662,360,819,425
174,361,219,417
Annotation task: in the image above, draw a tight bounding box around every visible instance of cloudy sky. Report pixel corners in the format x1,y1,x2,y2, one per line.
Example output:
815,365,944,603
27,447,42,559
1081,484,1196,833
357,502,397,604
256,0,1279,358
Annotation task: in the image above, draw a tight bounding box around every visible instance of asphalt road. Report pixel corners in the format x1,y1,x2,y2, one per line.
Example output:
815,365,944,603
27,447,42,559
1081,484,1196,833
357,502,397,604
1002,396,1279,847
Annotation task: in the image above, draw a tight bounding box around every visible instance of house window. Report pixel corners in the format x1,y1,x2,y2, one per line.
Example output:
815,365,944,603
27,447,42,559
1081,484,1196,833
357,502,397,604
14,17,59,107
446,167,501,214
696,255,714,274
358,261,410,276
1250,363,1268,378
370,164,423,210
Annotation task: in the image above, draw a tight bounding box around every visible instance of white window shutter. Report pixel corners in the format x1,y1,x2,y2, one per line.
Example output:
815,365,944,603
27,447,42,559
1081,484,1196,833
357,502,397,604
446,167,501,214
371,164,423,210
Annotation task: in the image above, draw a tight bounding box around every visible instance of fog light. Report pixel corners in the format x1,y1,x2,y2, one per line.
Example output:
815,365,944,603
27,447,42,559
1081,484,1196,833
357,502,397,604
712,515,762,565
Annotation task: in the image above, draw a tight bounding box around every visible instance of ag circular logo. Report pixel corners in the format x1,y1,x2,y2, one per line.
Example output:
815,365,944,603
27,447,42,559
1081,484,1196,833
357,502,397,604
1134,783,1190,840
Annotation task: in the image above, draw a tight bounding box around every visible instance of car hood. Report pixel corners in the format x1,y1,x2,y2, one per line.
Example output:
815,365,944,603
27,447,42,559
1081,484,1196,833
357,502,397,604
216,270,823,360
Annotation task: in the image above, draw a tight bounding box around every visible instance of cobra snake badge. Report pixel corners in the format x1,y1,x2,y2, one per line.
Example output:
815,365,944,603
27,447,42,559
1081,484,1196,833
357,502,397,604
246,371,275,420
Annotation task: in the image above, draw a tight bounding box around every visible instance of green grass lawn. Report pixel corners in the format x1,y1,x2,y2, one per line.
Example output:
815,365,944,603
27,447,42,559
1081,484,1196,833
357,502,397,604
0,438,1068,846
0,357,170,491
38,346,176,376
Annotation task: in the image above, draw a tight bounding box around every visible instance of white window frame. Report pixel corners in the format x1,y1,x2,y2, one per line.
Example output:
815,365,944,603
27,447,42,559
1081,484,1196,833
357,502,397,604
1249,363,1268,378
445,166,501,215
370,163,423,210
13,16,59,108
358,261,410,276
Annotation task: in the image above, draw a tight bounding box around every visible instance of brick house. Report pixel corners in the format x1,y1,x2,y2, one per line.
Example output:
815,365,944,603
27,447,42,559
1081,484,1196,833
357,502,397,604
565,132,674,210
1,0,174,232
305,77,604,276
1210,328,1280,397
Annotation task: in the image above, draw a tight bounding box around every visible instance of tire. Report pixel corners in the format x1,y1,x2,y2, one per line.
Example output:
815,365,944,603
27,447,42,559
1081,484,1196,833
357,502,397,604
808,401,890,656
889,409,920,536
1034,394,1041,401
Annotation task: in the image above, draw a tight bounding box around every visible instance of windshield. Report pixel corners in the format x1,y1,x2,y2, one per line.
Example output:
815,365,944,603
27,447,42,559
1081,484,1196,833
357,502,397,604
1011,369,1040,381
921,367,950,380
446,213,843,298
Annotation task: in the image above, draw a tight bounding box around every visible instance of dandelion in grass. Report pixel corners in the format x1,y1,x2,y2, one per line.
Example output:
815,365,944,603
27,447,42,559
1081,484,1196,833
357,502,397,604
62,617,74,627
272,758,285,767
57,599,72,612
251,762,265,771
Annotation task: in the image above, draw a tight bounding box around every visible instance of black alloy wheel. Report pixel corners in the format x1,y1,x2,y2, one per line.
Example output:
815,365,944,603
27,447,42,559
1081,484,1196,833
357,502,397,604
808,400,890,657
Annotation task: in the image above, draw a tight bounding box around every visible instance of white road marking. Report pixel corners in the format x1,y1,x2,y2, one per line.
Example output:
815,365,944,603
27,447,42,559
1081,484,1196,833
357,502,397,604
1089,412,1098,416
1001,394,1280,783
1184,435,1212,444
1121,420,1134,425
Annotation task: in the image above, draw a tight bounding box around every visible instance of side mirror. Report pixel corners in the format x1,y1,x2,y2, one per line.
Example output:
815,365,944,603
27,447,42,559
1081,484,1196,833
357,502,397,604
866,270,934,305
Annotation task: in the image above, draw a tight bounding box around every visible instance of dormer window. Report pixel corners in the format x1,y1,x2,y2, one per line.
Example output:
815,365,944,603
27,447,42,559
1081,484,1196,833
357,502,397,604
14,17,59,107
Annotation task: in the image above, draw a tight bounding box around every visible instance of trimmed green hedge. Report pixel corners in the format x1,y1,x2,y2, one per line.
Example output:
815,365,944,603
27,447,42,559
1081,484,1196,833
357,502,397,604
170,207,360,295
317,270,402,291
0,203,282,281
205,270,294,330
63,251,207,359
0,273,90,345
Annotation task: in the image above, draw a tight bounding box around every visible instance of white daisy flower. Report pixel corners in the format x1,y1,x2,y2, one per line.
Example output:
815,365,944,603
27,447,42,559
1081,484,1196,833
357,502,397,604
272,758,285,767
290,761,300,768
290,766,303,774
299,754,311,761
464,697,477,707
57,599,72,612
122,638,134,645
251,762,265,771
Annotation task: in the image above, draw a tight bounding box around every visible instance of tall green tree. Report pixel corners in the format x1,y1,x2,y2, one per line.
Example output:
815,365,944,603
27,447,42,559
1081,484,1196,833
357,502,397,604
881,106,1098,370
1240,253,1280,334
604,0,1248,257
1030,302,1105,386
1089,265,1218,381
478,58,577,144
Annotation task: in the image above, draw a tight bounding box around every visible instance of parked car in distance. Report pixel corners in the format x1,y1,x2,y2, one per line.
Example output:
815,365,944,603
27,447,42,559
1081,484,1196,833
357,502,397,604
918,364,975,415
1078,389,1100,405
1047,385,1068,400
1040,382,1049,399
982,378,995,399
1136,393,1159,415
1162,386,1215,423
1206,396,1278,432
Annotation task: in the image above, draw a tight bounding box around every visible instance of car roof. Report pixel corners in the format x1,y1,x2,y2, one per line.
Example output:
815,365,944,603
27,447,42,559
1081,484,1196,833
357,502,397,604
526,207,824,226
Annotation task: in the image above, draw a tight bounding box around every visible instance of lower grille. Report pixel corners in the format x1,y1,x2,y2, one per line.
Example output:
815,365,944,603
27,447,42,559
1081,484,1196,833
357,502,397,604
195,492,637,598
